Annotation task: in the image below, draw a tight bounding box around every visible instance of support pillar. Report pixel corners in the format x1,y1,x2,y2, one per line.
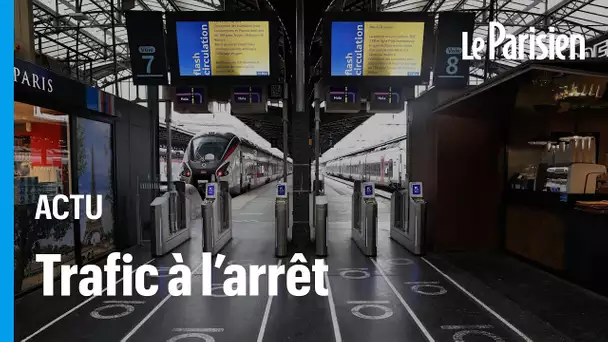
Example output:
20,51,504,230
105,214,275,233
291,0,311,250
147,86,160,198
14,0,35,62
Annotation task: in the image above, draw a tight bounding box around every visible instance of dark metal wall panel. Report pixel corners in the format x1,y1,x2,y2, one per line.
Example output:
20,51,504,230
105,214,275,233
115,98,153,247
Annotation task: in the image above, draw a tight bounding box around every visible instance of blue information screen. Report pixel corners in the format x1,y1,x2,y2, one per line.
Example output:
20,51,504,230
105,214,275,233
365,185,373,196
207,185,215,196
330,21,425,77
278,185,286,196
175,21,271,77
412,184,421,195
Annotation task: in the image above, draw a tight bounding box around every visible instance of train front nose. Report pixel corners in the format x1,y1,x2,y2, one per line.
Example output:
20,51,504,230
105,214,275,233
187,160,220,189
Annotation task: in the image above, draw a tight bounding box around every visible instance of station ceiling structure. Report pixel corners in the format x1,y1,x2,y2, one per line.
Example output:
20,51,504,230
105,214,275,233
31,0,608,154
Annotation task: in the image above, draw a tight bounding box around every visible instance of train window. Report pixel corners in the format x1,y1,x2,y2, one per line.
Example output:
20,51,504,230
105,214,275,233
190,136,229,161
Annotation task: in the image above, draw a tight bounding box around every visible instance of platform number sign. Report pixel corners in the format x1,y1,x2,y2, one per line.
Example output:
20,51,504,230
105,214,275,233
125,11,168,85
433,12,475,89
445,52,460,76
140,46,156,74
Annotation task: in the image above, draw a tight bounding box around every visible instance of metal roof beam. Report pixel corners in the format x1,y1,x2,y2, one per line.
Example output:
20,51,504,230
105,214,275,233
193,0,224,9
33,0,110,50
513,0,595,35
136,0,153,10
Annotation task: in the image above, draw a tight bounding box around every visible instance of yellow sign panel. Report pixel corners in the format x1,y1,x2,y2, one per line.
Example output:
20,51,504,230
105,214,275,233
362,22,425,76
208,21,270,76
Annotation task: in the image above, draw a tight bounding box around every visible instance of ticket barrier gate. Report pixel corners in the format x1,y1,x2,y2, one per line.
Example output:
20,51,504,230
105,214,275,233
352,181,377,256
201,181,232,255
313,180,327,256
390,182,426,255
275,182,289,257
150,181,191,257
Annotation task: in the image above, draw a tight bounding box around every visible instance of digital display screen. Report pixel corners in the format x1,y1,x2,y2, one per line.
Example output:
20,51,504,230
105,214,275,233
330,21,425,77
175,21,270,77
372,87,400,103
232,86,263,103
328,86,357,103
175,87,205,104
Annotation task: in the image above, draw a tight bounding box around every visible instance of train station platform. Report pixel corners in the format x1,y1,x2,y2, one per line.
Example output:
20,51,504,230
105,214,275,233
15,176,608,342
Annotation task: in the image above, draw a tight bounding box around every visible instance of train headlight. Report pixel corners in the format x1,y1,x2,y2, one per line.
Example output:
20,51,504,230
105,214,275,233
217,162,230,177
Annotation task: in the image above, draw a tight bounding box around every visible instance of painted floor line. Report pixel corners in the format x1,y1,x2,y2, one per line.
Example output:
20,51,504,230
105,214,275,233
370,258,435,342
21,258,155,342
256,259,283,342
120,261,204,342
421,257,533,342
325,272,343,342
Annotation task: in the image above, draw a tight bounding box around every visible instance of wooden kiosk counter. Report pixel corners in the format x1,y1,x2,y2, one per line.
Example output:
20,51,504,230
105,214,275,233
407,60,608,296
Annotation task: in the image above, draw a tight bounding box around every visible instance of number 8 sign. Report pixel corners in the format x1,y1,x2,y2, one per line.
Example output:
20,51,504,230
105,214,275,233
446,56,459,75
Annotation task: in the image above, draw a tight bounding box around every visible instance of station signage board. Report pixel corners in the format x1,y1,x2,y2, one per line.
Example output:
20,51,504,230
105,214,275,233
173,86,211,114
125,11,169,85
367,86,404,113
323,12,434,86
230,85,268,114
328,86,357,103
232,86,264,104
325,86,361,113
433,12,475,89
14,58,85,111
165,12,280,86
175,87,205,104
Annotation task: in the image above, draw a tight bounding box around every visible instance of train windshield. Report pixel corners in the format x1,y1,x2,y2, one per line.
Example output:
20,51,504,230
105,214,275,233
190,136,229,161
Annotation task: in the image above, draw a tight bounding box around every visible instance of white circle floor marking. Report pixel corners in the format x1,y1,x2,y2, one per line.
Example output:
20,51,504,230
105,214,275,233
385,258,414,266
453,330,504,342
167,333,215,342
90,304,135,319
340,269,371,280
411,284,447,296
351,304,394,320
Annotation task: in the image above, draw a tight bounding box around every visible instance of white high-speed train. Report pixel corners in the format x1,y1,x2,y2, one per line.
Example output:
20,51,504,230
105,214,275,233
178,132,292,196
325,136,407,189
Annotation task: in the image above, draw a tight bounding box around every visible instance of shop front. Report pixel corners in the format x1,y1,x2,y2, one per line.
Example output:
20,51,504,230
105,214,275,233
408,59,608,296
14,58,154,295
